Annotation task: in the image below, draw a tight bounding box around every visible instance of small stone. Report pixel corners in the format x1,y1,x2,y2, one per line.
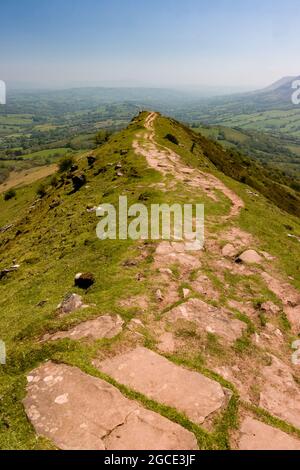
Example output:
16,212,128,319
87,155,96,167
159,268,173,276
86,206,97,213
128,319,145,331
183,288,190,299
155,289,164,302
74,273,95,289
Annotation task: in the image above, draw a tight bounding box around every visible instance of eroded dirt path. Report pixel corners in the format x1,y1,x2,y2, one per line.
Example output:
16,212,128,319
23,112,300,450
133,112,244,219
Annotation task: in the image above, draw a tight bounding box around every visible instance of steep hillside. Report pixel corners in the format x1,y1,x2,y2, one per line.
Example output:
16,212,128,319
191,123,300,181
0,112,300,450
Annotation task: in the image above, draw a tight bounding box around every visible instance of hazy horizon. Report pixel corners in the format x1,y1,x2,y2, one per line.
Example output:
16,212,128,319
1,0,299,91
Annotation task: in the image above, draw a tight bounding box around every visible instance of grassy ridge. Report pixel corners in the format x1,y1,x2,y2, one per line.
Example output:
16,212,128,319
0,111,300,448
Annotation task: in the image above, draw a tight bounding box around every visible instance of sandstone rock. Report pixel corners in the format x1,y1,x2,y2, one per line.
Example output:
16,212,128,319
154,242,201,272
238,417,300,450
96,347,226,424
155,289,164,302
183,288,190,299
24,362,197,450
157,332,175,353
261,301,280,315
237,250,263,265
191,275,219,301
128,319,145,331
259,355,300,429
167,299,246,343
260,251,275,261
222,243,237,258
72,174,86,192
74,272,95,289
159,268,173,276
57,293,87,315
44,315,124,342
261,273,300,331
119,295,148,311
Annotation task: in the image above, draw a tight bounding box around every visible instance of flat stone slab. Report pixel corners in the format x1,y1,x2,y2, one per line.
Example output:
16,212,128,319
154,242,201,272
238,417,300,450
95,347,226,424
167,299,246,343
43,315,124,342
23,362,198,450
259,355,300,429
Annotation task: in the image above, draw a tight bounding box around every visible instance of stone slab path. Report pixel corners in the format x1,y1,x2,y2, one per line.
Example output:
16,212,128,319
95,347,227,425
24,362,198,450
238,417,300,450
167,298,246,343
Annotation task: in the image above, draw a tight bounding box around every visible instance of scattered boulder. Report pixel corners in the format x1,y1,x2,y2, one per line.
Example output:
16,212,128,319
222,243,237,258
261,301,280,315
122,259,138,267
128,319,145,332
49,200,60,210
36,300,48,308
0,224,13,233
57,293,88,315
87,155,96,167
74,273,95,289
72,174,86,192
0,263,20,280
86,205,97,213
236,249,262,265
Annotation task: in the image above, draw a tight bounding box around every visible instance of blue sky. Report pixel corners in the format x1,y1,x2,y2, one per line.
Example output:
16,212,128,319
0,0,299,89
